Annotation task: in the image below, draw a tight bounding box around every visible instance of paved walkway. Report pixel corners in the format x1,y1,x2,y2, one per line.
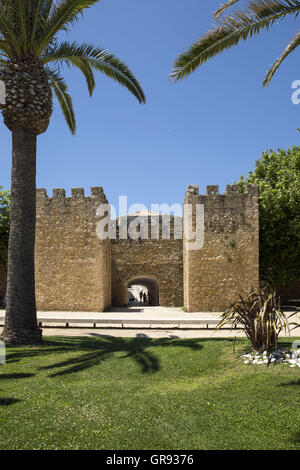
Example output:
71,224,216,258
1,306,222,320
0,306,299,339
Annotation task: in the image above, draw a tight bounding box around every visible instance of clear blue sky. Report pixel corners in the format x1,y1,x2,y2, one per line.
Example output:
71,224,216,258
0,0,299,212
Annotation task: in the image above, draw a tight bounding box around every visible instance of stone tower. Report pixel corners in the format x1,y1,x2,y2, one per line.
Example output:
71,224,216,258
183,184,259,311
35,187,111,311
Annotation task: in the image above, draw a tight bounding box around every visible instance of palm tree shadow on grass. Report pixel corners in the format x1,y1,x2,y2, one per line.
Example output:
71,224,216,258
0,373,35,380
287,379,300,386
293,432,300,444
0,397,21,406
278,379,300,387
278,377,300,447
33,335,204,377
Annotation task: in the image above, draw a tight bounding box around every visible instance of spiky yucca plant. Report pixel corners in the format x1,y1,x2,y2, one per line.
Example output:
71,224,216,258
170,0,300,86
0,0,145,345
216,284,291,352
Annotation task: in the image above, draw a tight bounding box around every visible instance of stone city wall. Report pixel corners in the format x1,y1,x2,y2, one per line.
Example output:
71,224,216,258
33,183,260,313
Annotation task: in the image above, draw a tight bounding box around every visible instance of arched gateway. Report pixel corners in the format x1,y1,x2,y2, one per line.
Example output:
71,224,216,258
111,211,183,307
128,276,159,306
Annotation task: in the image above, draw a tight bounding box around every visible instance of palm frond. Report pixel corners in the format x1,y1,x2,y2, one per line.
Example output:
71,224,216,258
42,41,101,63
87,50,146,104
263,30,300,86
249,0,300,18
41,0,55,20
0,0,55,56
0,5,22,56
69,57,95,95
214,0,240,20
35,0,100,55
17,0,29,52
43,41,146,103
47,67,76,134
170,0,300,81
43,41,97,95
29,0,47,47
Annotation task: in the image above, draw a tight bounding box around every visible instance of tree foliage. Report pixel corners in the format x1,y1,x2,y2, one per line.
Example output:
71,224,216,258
236,147,300,285
0,187,10,265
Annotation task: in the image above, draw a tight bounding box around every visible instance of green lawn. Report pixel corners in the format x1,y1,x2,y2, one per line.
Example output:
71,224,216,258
0,335,299,450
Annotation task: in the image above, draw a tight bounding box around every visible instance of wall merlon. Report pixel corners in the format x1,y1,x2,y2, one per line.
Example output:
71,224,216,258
36,188,47,199
225,184,240,195
186,185,199,196
53,188,66,199
245,184,258,196
91,187,108,203
206,185,219,196
71,188,85,199
91,186,103,196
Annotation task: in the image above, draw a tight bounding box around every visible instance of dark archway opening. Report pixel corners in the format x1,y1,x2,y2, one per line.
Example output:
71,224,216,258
128,277,159,306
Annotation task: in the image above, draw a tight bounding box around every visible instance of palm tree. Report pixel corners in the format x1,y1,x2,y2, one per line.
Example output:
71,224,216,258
0,0,145,345
170,0,300,86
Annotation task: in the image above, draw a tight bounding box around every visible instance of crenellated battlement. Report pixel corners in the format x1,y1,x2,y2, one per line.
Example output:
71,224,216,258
184,184,258,206
185,183,258,200
36,186,108,204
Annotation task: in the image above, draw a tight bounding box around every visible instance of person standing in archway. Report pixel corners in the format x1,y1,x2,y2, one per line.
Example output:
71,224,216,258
143,292,147,305
139,291,143,304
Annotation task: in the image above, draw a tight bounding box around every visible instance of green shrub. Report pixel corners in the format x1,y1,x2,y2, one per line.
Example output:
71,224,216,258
236,147,300,287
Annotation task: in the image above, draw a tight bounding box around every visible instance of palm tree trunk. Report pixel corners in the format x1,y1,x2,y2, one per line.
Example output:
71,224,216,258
2,129,42,344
